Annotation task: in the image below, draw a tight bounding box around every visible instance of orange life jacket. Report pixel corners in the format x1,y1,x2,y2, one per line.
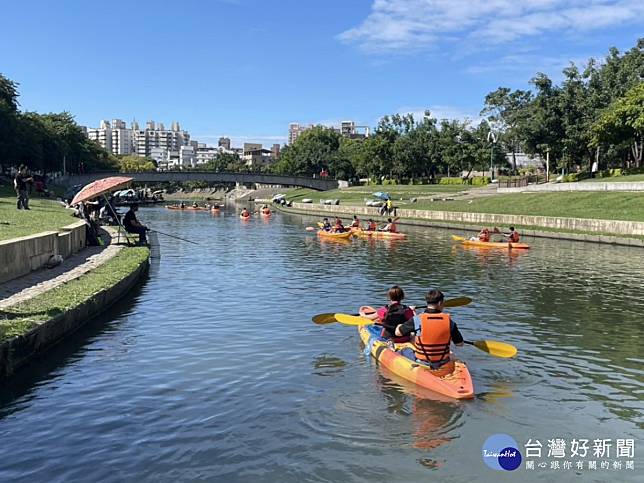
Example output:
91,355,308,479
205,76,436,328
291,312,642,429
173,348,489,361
413,313,452,364
368,222,377,231
509,231,520,242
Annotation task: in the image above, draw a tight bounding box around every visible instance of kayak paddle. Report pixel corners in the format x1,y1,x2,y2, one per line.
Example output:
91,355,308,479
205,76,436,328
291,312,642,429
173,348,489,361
326,314,518,358
311,296,472,325
451,235,466,241
464,340,517,358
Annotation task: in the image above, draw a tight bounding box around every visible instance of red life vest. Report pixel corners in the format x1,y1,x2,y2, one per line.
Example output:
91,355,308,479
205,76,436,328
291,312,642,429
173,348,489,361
509,231,520,243
368,222,377,231
413,313,452,364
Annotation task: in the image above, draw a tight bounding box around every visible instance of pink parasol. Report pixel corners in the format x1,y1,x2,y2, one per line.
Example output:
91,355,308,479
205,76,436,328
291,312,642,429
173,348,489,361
71,176,133,205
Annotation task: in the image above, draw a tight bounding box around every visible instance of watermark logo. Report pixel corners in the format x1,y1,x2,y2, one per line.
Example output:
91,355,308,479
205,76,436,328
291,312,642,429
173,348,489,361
482,434,522,471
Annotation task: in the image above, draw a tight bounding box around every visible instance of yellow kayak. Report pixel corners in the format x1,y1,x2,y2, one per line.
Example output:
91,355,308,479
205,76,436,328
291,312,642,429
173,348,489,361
316,230,352,239
351,228,406,239
461,239,529,250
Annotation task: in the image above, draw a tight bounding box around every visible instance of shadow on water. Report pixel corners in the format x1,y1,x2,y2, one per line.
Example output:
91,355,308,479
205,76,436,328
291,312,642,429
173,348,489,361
0,274,150,415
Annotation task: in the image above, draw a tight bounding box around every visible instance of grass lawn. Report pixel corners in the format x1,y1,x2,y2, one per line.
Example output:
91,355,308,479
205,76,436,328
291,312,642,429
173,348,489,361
581,173,644,183
0,246,149,343
287,184,478,204
0,184,77,241
411,192,644,222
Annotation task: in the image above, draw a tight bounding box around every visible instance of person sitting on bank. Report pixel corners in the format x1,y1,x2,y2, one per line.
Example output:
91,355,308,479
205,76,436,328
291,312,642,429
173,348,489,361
333,217,345,232
123,204,149,245
350,215,361,228
366,219,377,231
377,285,414,343
394,289,464,369
381,217,397,232
503,226,520,243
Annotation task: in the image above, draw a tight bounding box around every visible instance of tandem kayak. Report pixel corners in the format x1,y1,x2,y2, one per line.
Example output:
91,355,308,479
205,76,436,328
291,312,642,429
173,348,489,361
316,230,352,239
358,307,474,400
352,228,406,240
461,239,529,250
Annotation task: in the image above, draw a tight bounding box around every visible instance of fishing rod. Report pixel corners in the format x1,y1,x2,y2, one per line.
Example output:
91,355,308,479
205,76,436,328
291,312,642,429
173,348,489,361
150,229,199,245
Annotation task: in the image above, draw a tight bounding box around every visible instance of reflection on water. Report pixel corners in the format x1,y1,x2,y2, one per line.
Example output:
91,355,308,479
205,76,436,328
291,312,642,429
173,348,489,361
0,207,641,482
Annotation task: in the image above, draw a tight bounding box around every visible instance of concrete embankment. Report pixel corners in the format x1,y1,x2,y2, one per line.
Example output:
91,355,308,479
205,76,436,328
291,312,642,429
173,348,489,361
0,241,151,378
272,202,644,248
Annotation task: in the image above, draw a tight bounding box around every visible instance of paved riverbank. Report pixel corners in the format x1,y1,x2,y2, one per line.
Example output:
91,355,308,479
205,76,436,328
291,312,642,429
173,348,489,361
0,228,151,378
272,202,644,248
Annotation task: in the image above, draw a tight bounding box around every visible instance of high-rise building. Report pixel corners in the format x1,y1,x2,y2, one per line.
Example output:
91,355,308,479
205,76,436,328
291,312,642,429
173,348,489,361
218,137,231,149
271,144,281,160
288,123,308,144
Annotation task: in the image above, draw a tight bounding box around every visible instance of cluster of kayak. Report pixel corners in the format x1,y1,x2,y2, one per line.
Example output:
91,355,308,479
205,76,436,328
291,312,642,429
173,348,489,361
317,227,406,240
166,203,222,212
240,205,272,219
315,216,406,240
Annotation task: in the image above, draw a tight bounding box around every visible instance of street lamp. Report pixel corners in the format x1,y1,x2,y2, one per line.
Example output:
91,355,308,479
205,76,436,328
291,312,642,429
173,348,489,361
487,131,498,180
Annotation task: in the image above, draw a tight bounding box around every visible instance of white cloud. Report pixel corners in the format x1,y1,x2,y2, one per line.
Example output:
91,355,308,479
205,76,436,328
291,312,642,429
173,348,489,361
338,0,644,52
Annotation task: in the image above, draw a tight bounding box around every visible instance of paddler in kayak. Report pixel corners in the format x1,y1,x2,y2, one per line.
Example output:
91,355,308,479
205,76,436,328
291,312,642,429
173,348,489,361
503,226,520,243
333,217,346,233
192,201,199,208
394,289,464,369
377,285,414,343
240,208,250,218
366,219,378,231
470,227,490,242
381,217,397,233
321,217,332,231
180,202,186,209
349,215,361,228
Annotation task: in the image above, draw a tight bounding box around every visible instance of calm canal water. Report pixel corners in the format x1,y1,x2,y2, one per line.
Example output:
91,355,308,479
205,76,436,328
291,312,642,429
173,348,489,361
0,207,642,482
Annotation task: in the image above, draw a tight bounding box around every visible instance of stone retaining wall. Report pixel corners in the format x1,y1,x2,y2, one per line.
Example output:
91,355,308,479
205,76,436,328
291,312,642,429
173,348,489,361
0,253,149,378
0,221,86,284
276,203,644,247
498,181,644,193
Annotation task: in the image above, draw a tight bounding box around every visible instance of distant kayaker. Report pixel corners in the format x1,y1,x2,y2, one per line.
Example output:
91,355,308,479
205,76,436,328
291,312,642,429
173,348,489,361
366,219,377,231
333,217,345,232
350,215,361,228
503,226,520,243
180,202,186,209
382,218,397,233
192,201,199,208
322,217,332,231
471,227,490,242
377,285,414,343
241,208,250,217
395,289,464,369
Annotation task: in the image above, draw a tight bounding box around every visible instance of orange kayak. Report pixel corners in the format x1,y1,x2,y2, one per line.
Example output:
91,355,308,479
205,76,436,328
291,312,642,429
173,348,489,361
461,239,529,250
166,206,207,211
357,306,474,400
316,230,352,239
352,228,406,239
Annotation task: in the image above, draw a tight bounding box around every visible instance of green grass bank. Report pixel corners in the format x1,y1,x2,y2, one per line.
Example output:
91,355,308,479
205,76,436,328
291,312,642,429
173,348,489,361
286,187,644,222
0,184,76,241
0,246,149,343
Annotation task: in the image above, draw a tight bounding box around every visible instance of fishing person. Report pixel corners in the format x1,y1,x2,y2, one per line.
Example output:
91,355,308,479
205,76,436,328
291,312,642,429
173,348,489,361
377,285,415,343
394,289,464,368
123,203,149,245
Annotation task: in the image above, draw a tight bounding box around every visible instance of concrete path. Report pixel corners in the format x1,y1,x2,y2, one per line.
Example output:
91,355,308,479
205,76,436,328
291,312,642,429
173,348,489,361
0,230,124,310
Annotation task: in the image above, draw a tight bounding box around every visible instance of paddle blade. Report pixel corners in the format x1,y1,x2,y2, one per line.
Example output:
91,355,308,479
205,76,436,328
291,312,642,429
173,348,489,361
473,340,517,358
317,222,324,228
444,296,472,308
312,313,337,324
334,314,375,326
451,235,465,241
305,226,316,231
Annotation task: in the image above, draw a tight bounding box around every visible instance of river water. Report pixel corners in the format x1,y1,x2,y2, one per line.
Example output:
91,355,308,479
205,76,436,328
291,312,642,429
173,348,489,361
0,207,641,482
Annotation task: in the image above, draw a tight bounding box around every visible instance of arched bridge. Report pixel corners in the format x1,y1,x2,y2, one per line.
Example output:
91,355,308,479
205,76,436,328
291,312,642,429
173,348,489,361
58,171,339,191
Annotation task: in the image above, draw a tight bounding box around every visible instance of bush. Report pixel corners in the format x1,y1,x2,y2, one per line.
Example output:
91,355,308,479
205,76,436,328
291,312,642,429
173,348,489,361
438,177,465,185
472,176,491,185
382,179,398,185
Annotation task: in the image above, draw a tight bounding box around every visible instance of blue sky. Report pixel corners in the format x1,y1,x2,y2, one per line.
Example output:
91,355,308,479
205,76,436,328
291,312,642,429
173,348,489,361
1,0,641,147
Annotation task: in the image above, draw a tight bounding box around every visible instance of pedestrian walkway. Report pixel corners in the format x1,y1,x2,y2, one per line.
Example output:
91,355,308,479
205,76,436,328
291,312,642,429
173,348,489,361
0,230,123,309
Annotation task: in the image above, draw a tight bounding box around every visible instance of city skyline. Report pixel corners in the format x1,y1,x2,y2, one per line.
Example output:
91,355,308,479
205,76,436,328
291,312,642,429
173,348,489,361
1,0,641,146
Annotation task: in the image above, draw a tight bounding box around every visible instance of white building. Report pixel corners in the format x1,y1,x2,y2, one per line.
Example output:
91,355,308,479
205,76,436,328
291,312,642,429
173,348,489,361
196,143,218,165
180,145,196,167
